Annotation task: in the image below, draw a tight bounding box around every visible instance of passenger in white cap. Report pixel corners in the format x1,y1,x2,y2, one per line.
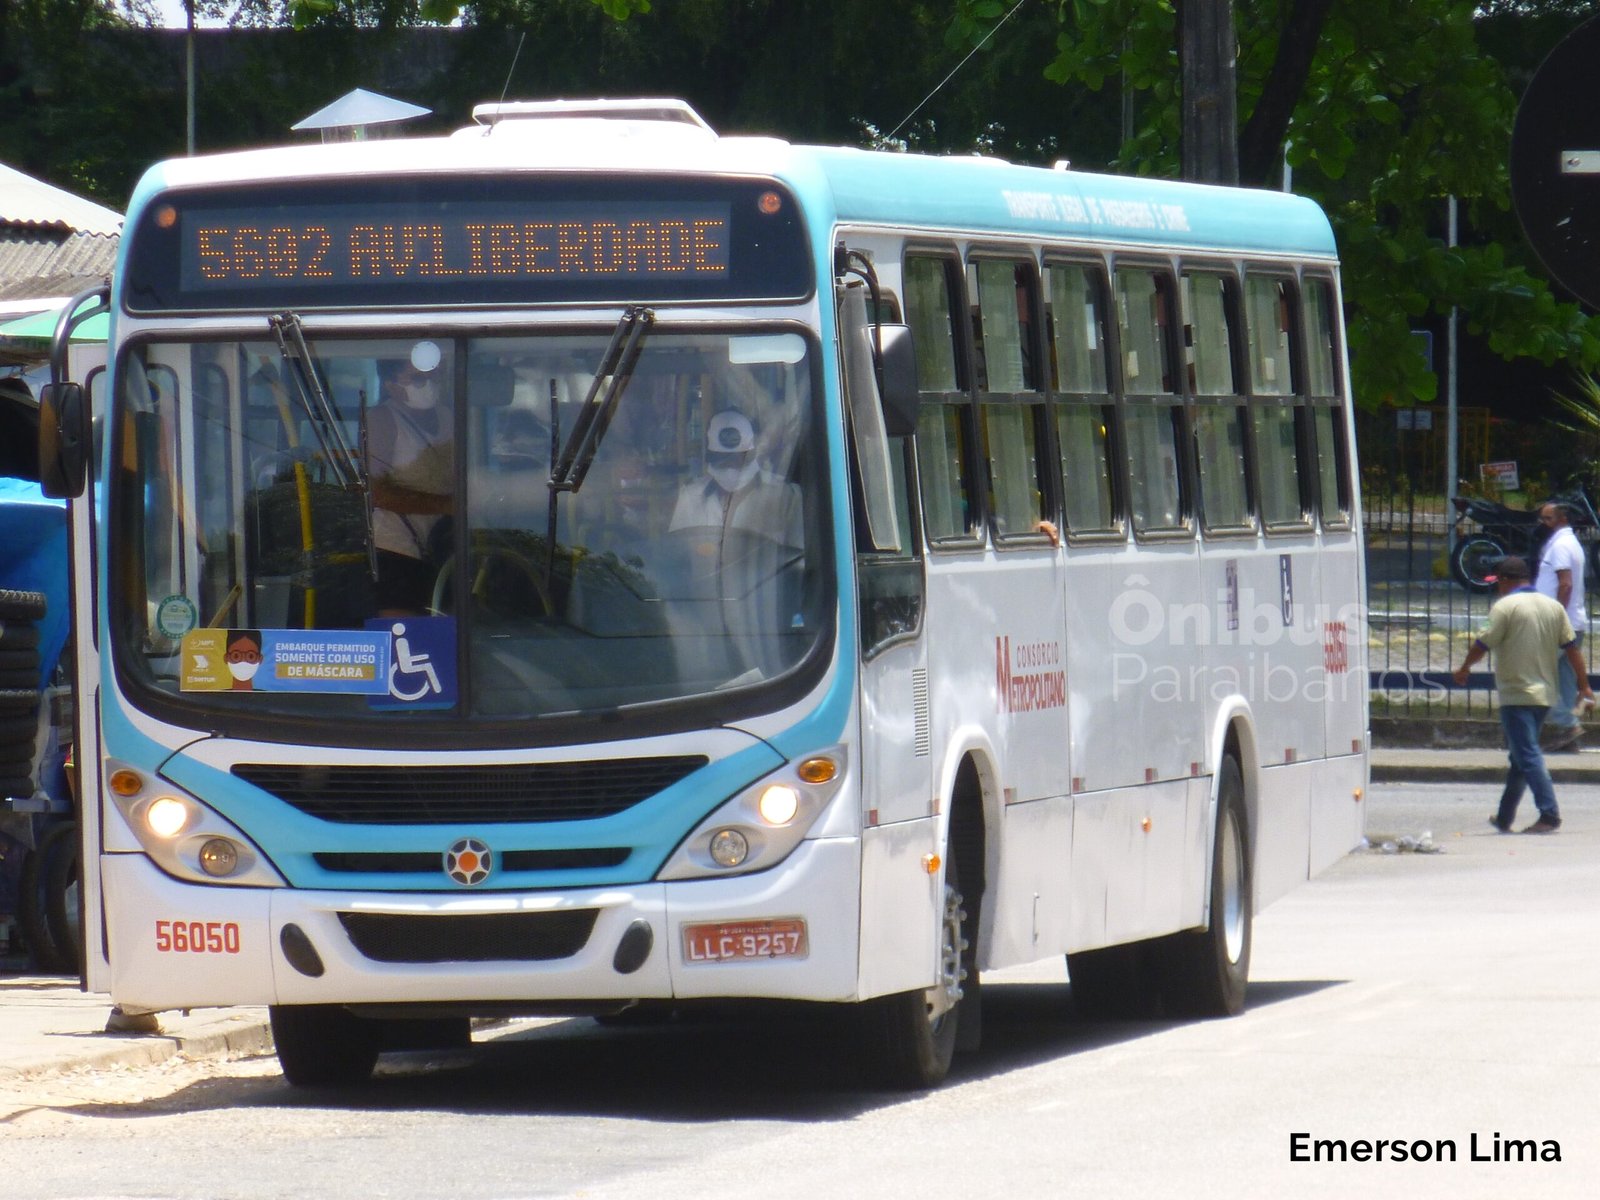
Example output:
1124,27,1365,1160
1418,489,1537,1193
669,409,802,548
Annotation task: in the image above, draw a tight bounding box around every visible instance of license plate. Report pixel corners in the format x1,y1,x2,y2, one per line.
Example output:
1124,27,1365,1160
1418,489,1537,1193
682,918,808,963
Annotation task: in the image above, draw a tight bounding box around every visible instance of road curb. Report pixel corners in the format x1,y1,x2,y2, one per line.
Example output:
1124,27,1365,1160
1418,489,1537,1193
0,1009,273,1084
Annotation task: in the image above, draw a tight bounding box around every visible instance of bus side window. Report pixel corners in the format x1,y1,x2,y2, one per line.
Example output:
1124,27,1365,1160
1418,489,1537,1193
1046,262,1120,538
1183,270,1252,533
1252,404,1311,528
1115,267,1177,396
1124,402,1189,535
1247,272,1315,531
1244,275,1296,397
1304,276,1351,527
1115,266,1188,535
907,254,980,542
973,258,1047,541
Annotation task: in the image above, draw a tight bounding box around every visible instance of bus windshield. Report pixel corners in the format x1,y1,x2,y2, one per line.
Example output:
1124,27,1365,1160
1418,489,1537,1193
111,326,831,734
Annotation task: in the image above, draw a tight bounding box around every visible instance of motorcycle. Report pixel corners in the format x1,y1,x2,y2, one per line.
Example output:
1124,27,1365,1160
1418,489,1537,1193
1449,487,1600,593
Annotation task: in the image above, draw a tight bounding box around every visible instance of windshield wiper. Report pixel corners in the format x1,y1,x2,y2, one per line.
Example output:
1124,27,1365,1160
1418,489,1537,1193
549,306,654,495
269,311,363,489
543,306,654,587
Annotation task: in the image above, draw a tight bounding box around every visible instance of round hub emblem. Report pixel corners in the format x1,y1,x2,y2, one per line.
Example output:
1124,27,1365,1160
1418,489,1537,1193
444,837,492,886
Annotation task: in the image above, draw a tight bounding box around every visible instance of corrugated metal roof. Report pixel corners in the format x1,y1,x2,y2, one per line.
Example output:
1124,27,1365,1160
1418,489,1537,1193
0,161,123,236
0,230,117,302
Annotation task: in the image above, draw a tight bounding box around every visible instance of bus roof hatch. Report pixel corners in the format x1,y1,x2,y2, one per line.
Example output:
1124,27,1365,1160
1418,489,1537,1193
469,98,715,135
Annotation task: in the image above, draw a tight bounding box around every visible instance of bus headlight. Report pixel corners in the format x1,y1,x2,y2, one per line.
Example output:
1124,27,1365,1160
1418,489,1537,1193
105,759,284,888
197,838,241,878
145,796,191,839
709,829,749,867
757,785,800,826
656,748,847,880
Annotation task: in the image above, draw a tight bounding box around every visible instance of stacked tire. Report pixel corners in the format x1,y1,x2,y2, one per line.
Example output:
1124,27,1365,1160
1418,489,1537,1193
0,588,46,802
1,589,78,973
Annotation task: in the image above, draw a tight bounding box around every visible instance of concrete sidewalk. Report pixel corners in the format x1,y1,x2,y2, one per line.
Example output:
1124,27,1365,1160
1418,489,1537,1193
1369,743,1600,783
0,975,271,1084
3,744,1597,1085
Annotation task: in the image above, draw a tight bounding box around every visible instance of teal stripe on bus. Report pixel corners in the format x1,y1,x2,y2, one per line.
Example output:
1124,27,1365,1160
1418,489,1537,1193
801,147,1337,258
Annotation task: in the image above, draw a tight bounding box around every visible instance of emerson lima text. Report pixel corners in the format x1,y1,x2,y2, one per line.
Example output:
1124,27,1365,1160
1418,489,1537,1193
1290,1132,1561,1163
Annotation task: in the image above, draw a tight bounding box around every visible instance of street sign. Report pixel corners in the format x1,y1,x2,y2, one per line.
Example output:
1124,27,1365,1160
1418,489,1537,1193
1510,15,1600,308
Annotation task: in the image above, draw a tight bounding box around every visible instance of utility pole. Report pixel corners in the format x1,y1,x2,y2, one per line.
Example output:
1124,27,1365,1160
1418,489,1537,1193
185,0,196,155
1178,0,1238,185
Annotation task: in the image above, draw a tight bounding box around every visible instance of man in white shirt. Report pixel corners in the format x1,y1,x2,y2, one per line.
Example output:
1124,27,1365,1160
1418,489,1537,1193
1535,501,1589,749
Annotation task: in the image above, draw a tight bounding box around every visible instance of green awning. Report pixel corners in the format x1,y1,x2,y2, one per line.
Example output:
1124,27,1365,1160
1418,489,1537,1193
0,306,109,343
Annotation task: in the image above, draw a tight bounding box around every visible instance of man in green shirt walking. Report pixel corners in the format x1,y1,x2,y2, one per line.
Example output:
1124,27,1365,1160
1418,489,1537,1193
1452,555,1595,833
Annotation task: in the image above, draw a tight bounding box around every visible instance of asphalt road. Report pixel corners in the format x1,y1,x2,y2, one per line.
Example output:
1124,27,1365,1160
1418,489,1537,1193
2,780,1595,1200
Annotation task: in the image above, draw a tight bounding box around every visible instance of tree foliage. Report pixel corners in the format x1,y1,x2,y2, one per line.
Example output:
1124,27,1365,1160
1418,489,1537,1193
975,0,1600,409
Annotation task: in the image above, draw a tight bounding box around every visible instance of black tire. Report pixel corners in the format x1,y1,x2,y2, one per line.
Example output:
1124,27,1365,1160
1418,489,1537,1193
0,669,41,690
0,715,39,742
0,624,41,651
0,689,41,714
270,1005,381,1087
854,849,970,1089
1156,755,1253,1017
19,823,77,973
1,775,37,800
0,648,41,672
45,821,82,976
0,589,47,621
1450,535,1505,593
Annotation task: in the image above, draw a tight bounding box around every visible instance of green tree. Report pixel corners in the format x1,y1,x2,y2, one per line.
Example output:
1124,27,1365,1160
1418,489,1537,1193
287,0,651,24
967,0,1600,409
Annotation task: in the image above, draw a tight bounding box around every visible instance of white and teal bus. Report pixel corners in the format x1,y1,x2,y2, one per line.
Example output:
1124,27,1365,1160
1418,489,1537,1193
40,99,1366,1088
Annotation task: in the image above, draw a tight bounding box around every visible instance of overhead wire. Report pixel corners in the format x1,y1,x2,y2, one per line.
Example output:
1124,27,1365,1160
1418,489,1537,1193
884,0,1034,145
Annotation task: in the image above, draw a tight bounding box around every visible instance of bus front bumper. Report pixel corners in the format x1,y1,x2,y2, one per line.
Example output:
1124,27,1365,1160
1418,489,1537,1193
100,837,863,1014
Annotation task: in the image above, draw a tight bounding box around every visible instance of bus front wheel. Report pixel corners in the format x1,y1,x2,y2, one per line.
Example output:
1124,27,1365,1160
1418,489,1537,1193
854,852,969,1089
1157,755,1252,1017
269,1004,380,1087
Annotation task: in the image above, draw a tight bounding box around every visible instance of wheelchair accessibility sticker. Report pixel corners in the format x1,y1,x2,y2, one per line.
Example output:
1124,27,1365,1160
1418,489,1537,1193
367,616,457,709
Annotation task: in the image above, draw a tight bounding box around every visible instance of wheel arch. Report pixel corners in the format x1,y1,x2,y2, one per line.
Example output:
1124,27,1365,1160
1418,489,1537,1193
932,732,997,944
1206,703,1258,926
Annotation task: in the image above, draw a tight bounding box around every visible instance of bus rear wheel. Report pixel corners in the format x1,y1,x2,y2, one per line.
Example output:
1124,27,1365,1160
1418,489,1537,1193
269,1005,380,1087
1157,755,1252,1017
855,853,969,1089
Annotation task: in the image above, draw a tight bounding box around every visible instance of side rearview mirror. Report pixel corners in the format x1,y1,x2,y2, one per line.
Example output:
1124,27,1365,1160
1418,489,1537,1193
39,381,89,499
874,324,918,438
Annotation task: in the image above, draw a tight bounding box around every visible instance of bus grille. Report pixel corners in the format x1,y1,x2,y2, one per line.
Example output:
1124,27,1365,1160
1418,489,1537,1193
232,757,707,824
336,909,599,963
314,847,631,874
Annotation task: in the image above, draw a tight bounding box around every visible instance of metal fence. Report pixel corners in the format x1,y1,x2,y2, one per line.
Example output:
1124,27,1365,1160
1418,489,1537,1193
1360,406,1593,718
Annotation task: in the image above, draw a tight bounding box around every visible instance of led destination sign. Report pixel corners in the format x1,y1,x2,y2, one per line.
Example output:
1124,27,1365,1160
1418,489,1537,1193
180,202,731,290
126,177,812,311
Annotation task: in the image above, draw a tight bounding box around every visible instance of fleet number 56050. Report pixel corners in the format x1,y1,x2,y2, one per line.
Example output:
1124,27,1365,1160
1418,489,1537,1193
154,919,241,954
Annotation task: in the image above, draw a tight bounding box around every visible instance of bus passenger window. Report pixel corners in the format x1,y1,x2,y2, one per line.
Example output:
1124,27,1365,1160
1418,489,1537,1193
1253,405,1309,527
971,260,1036,393
1245,275,1296,397
905,256,960,392
1047,264,1109,395
1055,404,1119,535
1313,405,1351,526
1124,404,1188,534
1115,269,1176,394
917,403,979,541
982,403,1044,538
1303,278,1340,399
1193,404,1251,530
1182,272,1238,396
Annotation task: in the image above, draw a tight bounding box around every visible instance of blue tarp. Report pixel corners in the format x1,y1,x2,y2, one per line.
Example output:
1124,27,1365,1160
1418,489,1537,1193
0,477,69,687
